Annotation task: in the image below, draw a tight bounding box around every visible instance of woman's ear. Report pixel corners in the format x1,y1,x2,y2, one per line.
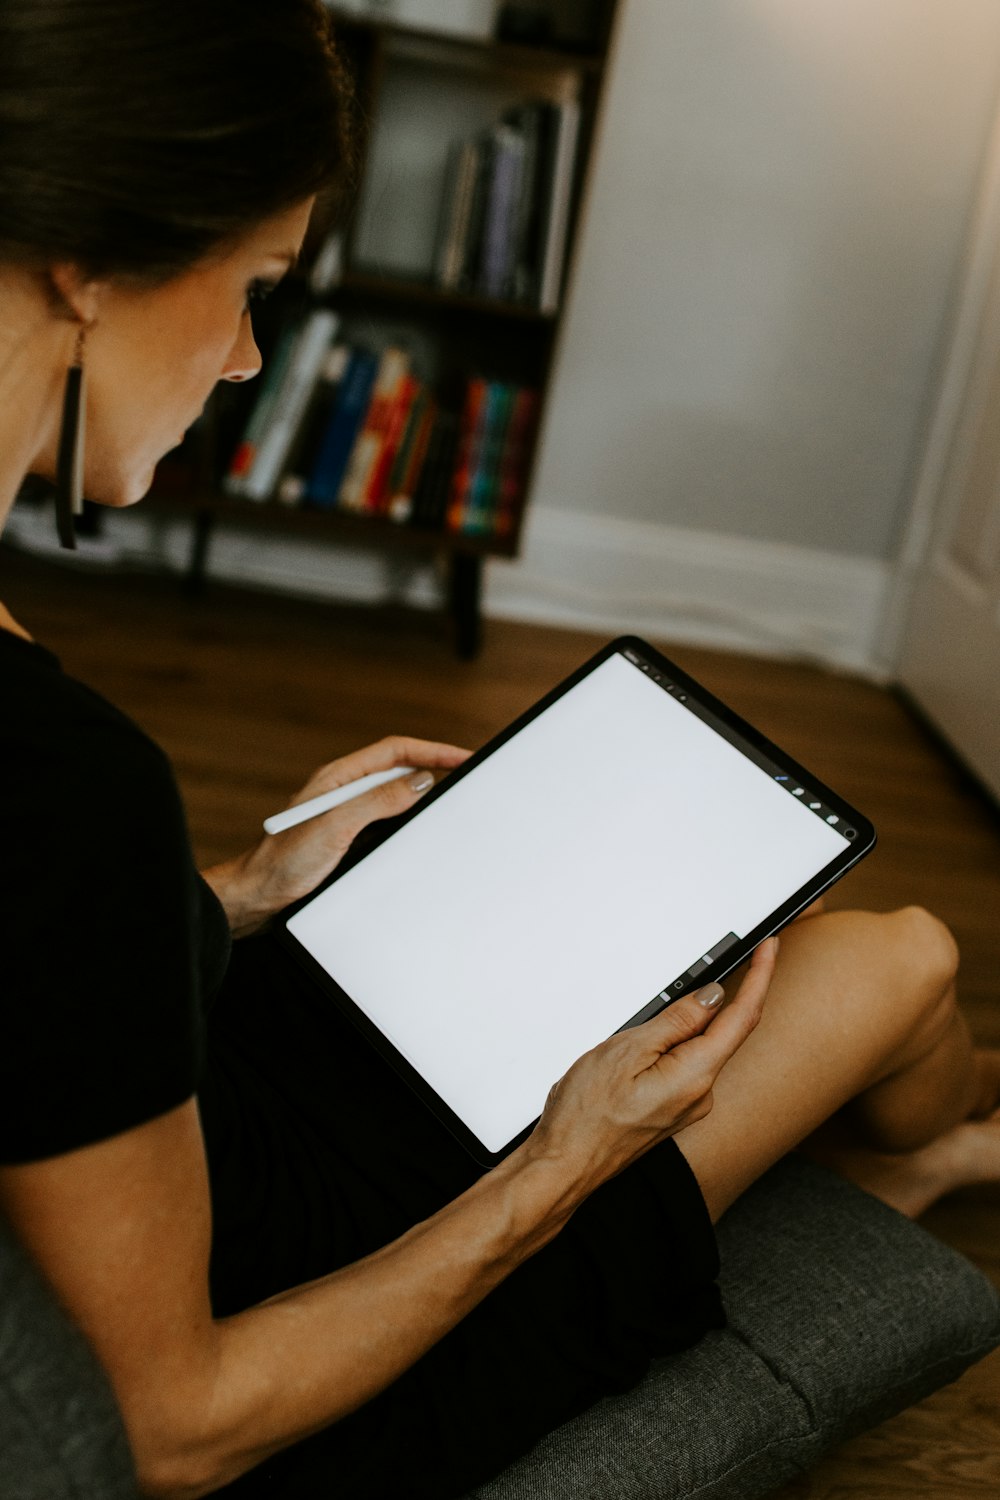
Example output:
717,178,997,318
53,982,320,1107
47,263,103,325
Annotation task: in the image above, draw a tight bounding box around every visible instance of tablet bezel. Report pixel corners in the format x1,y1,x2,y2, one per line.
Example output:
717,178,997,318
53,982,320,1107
278,635,876,1167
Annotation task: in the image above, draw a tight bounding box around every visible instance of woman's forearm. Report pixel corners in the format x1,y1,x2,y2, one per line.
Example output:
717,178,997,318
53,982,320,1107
135,1141,585,1499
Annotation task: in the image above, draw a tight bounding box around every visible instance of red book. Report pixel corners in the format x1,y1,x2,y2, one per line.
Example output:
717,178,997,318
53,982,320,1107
387,390,437,524
446,378,490,533
493,388,540,541
363,374,420,515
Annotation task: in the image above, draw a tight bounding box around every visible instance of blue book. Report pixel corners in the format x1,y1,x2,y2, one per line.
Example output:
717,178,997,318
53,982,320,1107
305,349,379,509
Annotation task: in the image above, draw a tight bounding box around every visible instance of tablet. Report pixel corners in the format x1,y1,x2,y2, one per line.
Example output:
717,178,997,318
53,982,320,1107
281,636,875,1166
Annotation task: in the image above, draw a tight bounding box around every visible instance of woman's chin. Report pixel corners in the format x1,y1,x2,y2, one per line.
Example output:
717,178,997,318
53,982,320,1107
89,466,157,509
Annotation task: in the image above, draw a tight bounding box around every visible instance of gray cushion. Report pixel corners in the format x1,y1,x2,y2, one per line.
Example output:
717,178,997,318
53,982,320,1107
0,1214,139,1500
466,1155,1000,1499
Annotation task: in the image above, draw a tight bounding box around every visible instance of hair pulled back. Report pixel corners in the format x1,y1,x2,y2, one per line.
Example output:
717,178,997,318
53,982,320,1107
0,0,354,282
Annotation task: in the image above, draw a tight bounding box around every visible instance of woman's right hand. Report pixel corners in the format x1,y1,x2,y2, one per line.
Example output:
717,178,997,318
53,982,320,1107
523,937,777,1197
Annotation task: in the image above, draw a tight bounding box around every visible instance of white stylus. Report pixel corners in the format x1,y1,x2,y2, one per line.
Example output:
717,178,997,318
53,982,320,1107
263,766,417,835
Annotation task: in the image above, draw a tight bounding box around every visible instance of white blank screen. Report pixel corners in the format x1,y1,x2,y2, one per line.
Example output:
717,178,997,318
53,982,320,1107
287,654,847,1153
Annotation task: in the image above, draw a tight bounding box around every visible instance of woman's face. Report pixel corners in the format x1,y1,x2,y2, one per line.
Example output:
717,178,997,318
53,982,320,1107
77,198,314,507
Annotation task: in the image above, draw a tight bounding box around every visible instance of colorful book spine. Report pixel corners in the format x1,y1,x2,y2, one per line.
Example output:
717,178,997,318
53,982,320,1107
241,309,340,501
336,347,410,513
445,378,490,532
493,387,541,540
278,342,351,505
362,372,420,515
304,349,379,509
386,388,437,524
224,324,298,496
461,382,516,535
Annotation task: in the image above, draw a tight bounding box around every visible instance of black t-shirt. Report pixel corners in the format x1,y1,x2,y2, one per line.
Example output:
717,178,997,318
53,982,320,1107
0,628,230,1164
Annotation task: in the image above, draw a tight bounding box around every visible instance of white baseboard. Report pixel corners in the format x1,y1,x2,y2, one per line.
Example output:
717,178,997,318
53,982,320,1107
6,499,891,675
488,508,893,676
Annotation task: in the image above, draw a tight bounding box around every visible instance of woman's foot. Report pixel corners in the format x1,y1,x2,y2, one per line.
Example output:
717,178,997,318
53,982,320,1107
811,1108,1000,1218
801,1055,1000,1217
969,1048,1000,1118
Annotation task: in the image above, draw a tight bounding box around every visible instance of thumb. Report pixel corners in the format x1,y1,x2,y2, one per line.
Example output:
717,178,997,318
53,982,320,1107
636,982,727,1056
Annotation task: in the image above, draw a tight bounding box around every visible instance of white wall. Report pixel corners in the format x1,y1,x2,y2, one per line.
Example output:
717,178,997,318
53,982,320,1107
529,0,1000,561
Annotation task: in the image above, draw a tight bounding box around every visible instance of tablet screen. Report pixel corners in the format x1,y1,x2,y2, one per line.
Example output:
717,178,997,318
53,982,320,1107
284,638,874,1161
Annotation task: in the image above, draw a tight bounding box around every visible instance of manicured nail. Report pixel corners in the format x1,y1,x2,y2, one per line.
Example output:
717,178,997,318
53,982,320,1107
696,982,725,1009
409,771,434,794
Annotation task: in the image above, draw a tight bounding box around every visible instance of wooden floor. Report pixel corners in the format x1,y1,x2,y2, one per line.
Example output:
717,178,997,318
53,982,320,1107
3,545,1000,1497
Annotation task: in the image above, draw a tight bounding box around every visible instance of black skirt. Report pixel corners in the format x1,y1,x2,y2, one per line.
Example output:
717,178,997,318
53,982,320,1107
199,933,723,1499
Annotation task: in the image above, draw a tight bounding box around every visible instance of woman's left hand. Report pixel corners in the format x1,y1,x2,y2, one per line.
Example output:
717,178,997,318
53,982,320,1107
202,735,471,936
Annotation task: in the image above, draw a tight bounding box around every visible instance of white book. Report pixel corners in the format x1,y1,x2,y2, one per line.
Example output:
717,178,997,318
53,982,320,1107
243,309,340,501
539,98,581,315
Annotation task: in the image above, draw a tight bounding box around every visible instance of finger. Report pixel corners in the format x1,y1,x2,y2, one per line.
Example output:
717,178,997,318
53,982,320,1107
636,936,778,1069
328,736,472,787
319,764,442,848
288,738,472,811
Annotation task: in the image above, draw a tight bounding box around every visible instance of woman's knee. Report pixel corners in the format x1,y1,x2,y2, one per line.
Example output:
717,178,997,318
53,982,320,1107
778,904,960,1065
883,905,959,1002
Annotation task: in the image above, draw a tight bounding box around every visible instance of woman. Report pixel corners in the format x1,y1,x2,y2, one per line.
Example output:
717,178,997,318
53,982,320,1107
2,4,999,1497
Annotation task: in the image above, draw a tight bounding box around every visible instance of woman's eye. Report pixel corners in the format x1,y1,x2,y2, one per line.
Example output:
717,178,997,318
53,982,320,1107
243,279,277,314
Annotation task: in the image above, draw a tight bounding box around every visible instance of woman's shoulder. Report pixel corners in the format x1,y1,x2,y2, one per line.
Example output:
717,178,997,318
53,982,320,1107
0,626,173,792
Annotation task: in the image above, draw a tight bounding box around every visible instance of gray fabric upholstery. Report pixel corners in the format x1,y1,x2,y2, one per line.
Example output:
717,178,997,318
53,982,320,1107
3,1157,998,1500
0,1214,139,1499
466,1156,1000,1499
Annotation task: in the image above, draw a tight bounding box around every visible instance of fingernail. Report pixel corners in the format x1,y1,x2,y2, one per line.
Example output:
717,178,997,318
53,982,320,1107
696,983,725,1009
409,771,434,794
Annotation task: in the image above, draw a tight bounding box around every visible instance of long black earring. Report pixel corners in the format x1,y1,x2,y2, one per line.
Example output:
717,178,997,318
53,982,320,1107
55,324,87,550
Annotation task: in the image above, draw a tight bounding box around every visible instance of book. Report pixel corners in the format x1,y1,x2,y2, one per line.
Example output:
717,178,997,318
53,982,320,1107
362,372,420,515
446,378,490,532
434,139,481,292
224,323,299,495
386,387,437,524
278,342,351,504
457,131,494,293
240,309,340,501
538,98,581,313
304,349,379,509
412,410,461,531
493,387,541,540
478,125,526,301
505,102,546,304
336,347,411,512
460,382,516,535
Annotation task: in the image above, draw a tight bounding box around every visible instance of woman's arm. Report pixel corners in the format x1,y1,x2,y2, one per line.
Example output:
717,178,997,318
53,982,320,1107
202,736,470,936
0,942,773,1500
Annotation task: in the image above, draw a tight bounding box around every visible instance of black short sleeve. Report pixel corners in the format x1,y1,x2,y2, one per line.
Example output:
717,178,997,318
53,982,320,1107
1,633,221,1163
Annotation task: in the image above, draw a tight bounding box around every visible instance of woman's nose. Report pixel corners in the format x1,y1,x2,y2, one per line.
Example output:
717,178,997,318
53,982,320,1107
222,319,263,384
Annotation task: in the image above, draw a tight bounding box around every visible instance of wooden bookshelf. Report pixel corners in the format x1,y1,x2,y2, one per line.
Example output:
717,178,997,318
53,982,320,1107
150,0,621,656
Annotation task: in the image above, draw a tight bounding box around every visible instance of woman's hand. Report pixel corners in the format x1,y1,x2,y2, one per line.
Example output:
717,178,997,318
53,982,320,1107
203,735,471,936
521,938,777,1200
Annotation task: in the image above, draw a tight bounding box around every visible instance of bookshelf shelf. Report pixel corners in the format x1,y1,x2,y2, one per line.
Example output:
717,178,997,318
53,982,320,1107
336,267,559,322
153,0,620,657
347,22,607,77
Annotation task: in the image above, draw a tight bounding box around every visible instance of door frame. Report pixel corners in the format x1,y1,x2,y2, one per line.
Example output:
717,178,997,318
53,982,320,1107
879,88,1000,672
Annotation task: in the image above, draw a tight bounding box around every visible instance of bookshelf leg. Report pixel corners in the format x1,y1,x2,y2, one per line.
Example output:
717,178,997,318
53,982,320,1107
185,507,215,598
449,552,482,659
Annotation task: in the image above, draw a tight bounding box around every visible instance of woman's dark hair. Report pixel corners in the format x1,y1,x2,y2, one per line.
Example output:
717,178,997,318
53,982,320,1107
0,0,355,282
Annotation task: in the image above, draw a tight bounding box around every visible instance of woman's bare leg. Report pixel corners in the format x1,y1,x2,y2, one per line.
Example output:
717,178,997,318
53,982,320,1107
675,905,1000,1221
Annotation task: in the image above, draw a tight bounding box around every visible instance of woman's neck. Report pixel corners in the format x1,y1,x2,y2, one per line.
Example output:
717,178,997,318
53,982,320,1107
0,267,69,530
0,600,32,642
